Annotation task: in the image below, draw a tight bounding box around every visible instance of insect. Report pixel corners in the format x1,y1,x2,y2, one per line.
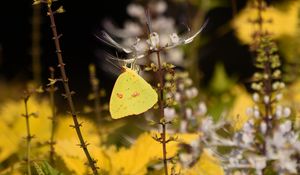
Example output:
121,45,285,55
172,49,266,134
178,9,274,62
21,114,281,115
109,60,158,119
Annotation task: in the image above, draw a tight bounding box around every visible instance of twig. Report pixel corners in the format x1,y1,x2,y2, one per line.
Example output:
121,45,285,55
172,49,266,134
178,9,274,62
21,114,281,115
47,67,57,164
156,51,169,175
22,92,33,175
31,4,41,84
45,4,99,175
89,64,101,120
231,0,237,17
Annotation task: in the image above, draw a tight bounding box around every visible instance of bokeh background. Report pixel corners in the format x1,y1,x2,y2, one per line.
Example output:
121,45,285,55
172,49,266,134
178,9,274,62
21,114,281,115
0,0,298,102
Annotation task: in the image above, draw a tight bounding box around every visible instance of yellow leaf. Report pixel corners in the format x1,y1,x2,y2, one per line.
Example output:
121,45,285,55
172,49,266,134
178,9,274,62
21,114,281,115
55,116,110,174
233,1,299,44
0,97,52,161
0,122,19,162
47,78,57,86
103,131,199,175
56,6,65,13
228,86,253,130
183,149,224,175
32,0,41,5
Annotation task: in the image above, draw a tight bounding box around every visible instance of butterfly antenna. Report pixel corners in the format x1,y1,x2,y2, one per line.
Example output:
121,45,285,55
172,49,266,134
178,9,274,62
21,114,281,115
145,9,152,34
104,56,123,71
114,51,122,65
184,19,209,44
130,53,138,70
95,32,132,53
181,22,191,32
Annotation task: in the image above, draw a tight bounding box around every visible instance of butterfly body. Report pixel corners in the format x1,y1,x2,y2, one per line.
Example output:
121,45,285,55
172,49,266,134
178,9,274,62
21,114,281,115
109,66,158,119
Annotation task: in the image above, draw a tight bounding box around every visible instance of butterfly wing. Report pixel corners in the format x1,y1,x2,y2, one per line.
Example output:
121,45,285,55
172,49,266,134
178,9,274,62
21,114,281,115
109,67,158,119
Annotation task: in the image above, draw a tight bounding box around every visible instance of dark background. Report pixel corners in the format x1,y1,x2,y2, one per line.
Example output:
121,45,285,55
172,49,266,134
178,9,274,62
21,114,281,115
0,0,288,100
0,0,131,98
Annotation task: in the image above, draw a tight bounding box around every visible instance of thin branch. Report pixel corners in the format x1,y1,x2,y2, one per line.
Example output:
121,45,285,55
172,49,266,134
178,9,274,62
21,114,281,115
47,67,57,165
156,51,169,175
23,92,32,175
89,64,101,120
46,5,99,175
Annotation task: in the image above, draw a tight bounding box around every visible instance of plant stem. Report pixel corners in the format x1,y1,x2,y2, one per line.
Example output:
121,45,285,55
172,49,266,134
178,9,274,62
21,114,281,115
31,4,41,84
46,6,99,175
23,94,32,175
255,0,274,155
48,67,57,164
156,51,168,175
231,0,237,16
89,64,101,120
257,0,263,33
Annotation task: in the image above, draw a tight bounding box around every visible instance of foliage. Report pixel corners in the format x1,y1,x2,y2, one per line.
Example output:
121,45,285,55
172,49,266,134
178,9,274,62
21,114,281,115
2,0,300,174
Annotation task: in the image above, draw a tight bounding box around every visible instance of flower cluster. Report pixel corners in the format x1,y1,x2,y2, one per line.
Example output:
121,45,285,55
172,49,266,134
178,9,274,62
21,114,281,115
194,1,300,174
98,1,206,66
163,71,207,133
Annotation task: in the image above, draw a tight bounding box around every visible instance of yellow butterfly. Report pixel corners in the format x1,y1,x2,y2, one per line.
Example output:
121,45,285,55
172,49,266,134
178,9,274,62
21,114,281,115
109,65,158,119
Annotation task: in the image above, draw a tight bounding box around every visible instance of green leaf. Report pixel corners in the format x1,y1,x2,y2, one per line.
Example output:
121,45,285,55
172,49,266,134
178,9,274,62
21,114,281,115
209,62,235,94
47,78,57,86
32,0,41,5
33,161,64,175
56,6,65,14
33,162,46,175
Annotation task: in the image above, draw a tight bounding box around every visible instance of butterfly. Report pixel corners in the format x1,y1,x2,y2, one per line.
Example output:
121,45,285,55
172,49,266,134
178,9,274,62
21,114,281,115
109,61,158,119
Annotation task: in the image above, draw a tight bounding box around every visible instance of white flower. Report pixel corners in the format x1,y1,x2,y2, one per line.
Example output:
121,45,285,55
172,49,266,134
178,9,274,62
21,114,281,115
243,120,254,133
246,107,253,117
275,93,283,101
191,87,198,97
260,121,267,134
293,140,300,152
242,132,254,145
248,156,267,173
201,117,214,133
153,1,167,14
266,138,276,159
127,4,144,18
283,107,291,118
132,38,148,53
180,120,188,133
253,108,260,118
147,32,160,50
272,130,286,148
279,120,292,133
164,107,176,121
263,95,270,104
185,108,193,119
124,21,143,36
166,49,183,65
276,105,283,118
252,93,260,102
185,78,193,86
272,81,280,90
279,82,285,89
178,82,184,91
197,102,207,116
174,92,181,101
185,87,198,99
170,33,180,44
276,150,297,173
152,17,175,33
179,153,193,167
229,157,239,166
159,34,170,47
